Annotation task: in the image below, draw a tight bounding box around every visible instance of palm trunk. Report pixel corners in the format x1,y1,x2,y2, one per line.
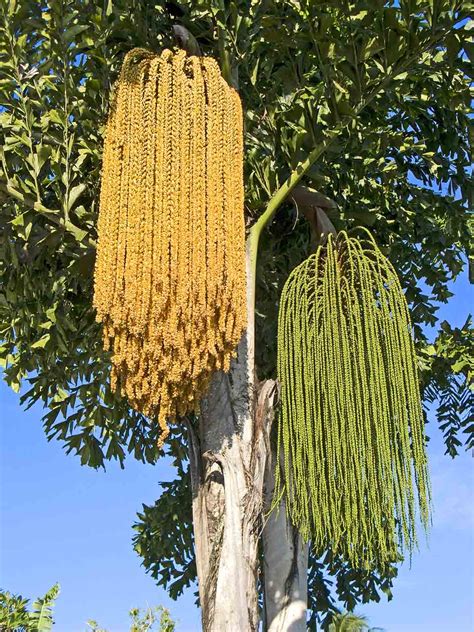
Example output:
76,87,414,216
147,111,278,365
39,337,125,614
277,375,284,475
187,242,307,630
188,360,275,630
263,469,308,631
188,245,263,631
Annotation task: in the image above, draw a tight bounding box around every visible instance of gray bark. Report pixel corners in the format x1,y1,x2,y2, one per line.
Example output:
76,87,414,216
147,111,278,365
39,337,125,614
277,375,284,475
188,240,307,630
263,457,308,632
188,244,275,631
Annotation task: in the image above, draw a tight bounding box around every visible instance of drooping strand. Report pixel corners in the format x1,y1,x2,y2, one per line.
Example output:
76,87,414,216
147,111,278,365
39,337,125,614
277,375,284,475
93,49,247,446
275,229,431,571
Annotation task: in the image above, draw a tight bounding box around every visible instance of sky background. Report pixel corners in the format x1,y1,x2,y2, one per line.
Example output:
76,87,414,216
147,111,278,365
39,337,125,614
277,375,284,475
1,272,473,632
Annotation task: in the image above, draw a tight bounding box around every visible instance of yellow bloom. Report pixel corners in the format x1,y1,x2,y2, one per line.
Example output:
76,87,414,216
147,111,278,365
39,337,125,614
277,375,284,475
94,48,246,446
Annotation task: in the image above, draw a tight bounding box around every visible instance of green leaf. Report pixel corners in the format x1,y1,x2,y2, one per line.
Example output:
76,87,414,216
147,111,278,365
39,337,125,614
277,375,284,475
11,212,26,227
29,583,60,632
31,334,51,349
63,24,89,44
66,183,86,212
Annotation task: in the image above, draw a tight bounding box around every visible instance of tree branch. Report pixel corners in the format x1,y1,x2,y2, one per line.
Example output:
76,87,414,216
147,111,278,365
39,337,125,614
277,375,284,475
1,178,96,247
291,185,337,250
247,25,455,280
290,185,337,212
247,132,338,282
216,0,236,88
172,25,202,56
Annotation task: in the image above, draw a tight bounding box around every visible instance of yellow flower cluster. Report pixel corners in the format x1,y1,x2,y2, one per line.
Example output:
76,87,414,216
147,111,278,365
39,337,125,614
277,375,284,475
274,228,431,570
94,48,246,445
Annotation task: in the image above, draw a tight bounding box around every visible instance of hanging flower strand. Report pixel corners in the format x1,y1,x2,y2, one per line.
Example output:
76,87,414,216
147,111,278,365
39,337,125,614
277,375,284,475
94,48,247,445
274,228,431,570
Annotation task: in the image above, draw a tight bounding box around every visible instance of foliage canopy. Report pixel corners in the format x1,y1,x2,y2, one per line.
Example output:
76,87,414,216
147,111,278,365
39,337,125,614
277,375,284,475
0,584,59,632
0,0,472,627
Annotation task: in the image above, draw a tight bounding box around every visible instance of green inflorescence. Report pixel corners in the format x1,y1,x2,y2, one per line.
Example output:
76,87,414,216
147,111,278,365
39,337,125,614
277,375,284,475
275,228,431,570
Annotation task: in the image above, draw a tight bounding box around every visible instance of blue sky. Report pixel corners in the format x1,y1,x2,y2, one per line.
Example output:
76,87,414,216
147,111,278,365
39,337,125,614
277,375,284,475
0,271,473,632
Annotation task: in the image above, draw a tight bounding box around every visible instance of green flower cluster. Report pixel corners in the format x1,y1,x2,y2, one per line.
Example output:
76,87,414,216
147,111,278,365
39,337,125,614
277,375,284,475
275,228,431,570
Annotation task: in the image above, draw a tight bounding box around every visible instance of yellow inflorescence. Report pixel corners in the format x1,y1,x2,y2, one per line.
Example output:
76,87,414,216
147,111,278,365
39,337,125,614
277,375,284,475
275,228,431,570
94,48,246,445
